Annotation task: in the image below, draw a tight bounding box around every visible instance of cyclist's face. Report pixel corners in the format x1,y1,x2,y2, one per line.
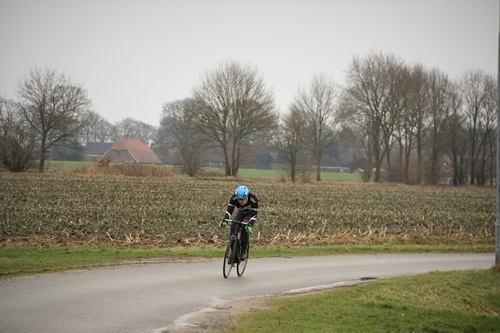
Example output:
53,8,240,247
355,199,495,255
238,198,248,205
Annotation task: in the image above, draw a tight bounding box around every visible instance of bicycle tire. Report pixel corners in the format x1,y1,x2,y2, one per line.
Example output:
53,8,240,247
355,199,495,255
237,241,249,277
223,238,234,278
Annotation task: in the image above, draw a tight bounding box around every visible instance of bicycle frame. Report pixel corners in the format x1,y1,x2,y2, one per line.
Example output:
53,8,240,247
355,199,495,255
222,219,249,278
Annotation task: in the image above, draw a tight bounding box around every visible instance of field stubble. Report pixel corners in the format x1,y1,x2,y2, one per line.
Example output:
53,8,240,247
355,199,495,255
0,173,495,248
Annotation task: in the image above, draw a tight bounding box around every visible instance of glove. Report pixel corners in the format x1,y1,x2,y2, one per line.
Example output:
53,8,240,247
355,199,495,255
245,225,253,234
219,220,227,228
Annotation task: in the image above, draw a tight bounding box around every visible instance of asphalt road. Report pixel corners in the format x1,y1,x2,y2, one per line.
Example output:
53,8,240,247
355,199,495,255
0,253,494,333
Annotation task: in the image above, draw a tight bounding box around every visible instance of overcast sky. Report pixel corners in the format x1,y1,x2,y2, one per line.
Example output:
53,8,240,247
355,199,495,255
0,0,498,127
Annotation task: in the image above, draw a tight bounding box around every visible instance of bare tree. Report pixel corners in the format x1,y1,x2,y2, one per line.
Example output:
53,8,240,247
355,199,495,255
380,58,408,181
190,60,278,177
113,118,157,146
83,111,114,143
16,67,91,173
484,82,497,185
342,52,405,182
275,105,308,182
475,74,497,185
458,70,496,185
0,97,35,172
425,69,454,184
443,86,467,185
406,64,429,183
293,74,339,181
159,99,202,176
391,64,425,183
154,100,183,163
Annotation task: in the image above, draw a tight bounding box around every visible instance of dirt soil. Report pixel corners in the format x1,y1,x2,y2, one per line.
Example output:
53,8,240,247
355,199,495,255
164,296,272,333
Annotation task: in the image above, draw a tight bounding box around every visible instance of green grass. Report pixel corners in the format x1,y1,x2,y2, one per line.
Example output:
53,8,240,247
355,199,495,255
0,246,222,277
42,160,95,173
195,165,362,182
35,161,361,182
0,246,226,276
0,244,493,278
231,268,500,333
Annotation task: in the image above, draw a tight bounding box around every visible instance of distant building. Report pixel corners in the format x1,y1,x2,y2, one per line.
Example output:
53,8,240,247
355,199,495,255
82,142,114,162
103,140,162,164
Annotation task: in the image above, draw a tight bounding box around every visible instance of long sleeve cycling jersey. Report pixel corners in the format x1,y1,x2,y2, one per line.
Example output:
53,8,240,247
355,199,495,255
224,193,259,225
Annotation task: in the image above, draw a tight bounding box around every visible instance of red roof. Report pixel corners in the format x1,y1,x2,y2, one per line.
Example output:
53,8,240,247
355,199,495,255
106,140,162,164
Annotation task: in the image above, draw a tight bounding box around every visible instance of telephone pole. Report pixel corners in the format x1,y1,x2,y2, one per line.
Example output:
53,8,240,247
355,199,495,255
496,3,500,265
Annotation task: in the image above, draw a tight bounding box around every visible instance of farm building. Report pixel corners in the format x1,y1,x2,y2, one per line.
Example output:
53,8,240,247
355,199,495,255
103,140,162,164
82,142,114,162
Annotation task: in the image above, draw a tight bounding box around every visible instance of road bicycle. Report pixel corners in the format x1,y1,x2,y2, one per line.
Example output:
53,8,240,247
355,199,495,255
222,219,249,278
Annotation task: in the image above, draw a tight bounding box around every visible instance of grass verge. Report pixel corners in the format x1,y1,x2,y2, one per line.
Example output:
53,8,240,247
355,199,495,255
230,268,500,333
0,246,221,278
0,244,494,279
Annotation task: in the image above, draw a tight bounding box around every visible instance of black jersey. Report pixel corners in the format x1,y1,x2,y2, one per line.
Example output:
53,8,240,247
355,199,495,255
224,193,259,224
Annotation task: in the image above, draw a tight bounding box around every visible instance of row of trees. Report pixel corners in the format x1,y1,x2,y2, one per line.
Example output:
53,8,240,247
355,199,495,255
85,114,156,146
340,52,496,185
1,53,497,185
158,55,497,185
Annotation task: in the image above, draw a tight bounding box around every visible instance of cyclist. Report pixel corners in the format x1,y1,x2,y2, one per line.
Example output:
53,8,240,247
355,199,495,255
219,185,258,261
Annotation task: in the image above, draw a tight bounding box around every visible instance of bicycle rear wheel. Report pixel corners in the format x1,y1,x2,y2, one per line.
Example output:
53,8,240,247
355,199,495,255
237,242,249,277
223,238,234,278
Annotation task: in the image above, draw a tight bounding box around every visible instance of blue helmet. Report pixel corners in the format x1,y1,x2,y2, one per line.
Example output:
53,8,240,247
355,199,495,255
235,185,249,200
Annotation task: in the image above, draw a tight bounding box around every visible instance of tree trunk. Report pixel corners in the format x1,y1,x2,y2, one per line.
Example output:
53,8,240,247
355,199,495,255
373,143,381,183
222,145,231,177
315,153,321,182
38,152,46,173
38,140,47,173
231,137,241,177
290,155,297,182
459,154,466,185
470,131,477,185
430,149,440,185
416,135,423,184
404,144,411,184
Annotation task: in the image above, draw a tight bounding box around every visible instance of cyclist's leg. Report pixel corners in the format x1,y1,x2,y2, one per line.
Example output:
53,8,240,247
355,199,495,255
239,213,251,260
240,228,249,259
232,211,246,254
229,222,237,253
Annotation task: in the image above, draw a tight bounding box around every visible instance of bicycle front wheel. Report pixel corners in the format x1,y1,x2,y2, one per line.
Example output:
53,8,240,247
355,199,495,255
237,242,249,277
223,238,234,278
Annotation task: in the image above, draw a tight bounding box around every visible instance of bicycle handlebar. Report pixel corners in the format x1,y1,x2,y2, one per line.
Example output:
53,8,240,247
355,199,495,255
224,219,249,225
